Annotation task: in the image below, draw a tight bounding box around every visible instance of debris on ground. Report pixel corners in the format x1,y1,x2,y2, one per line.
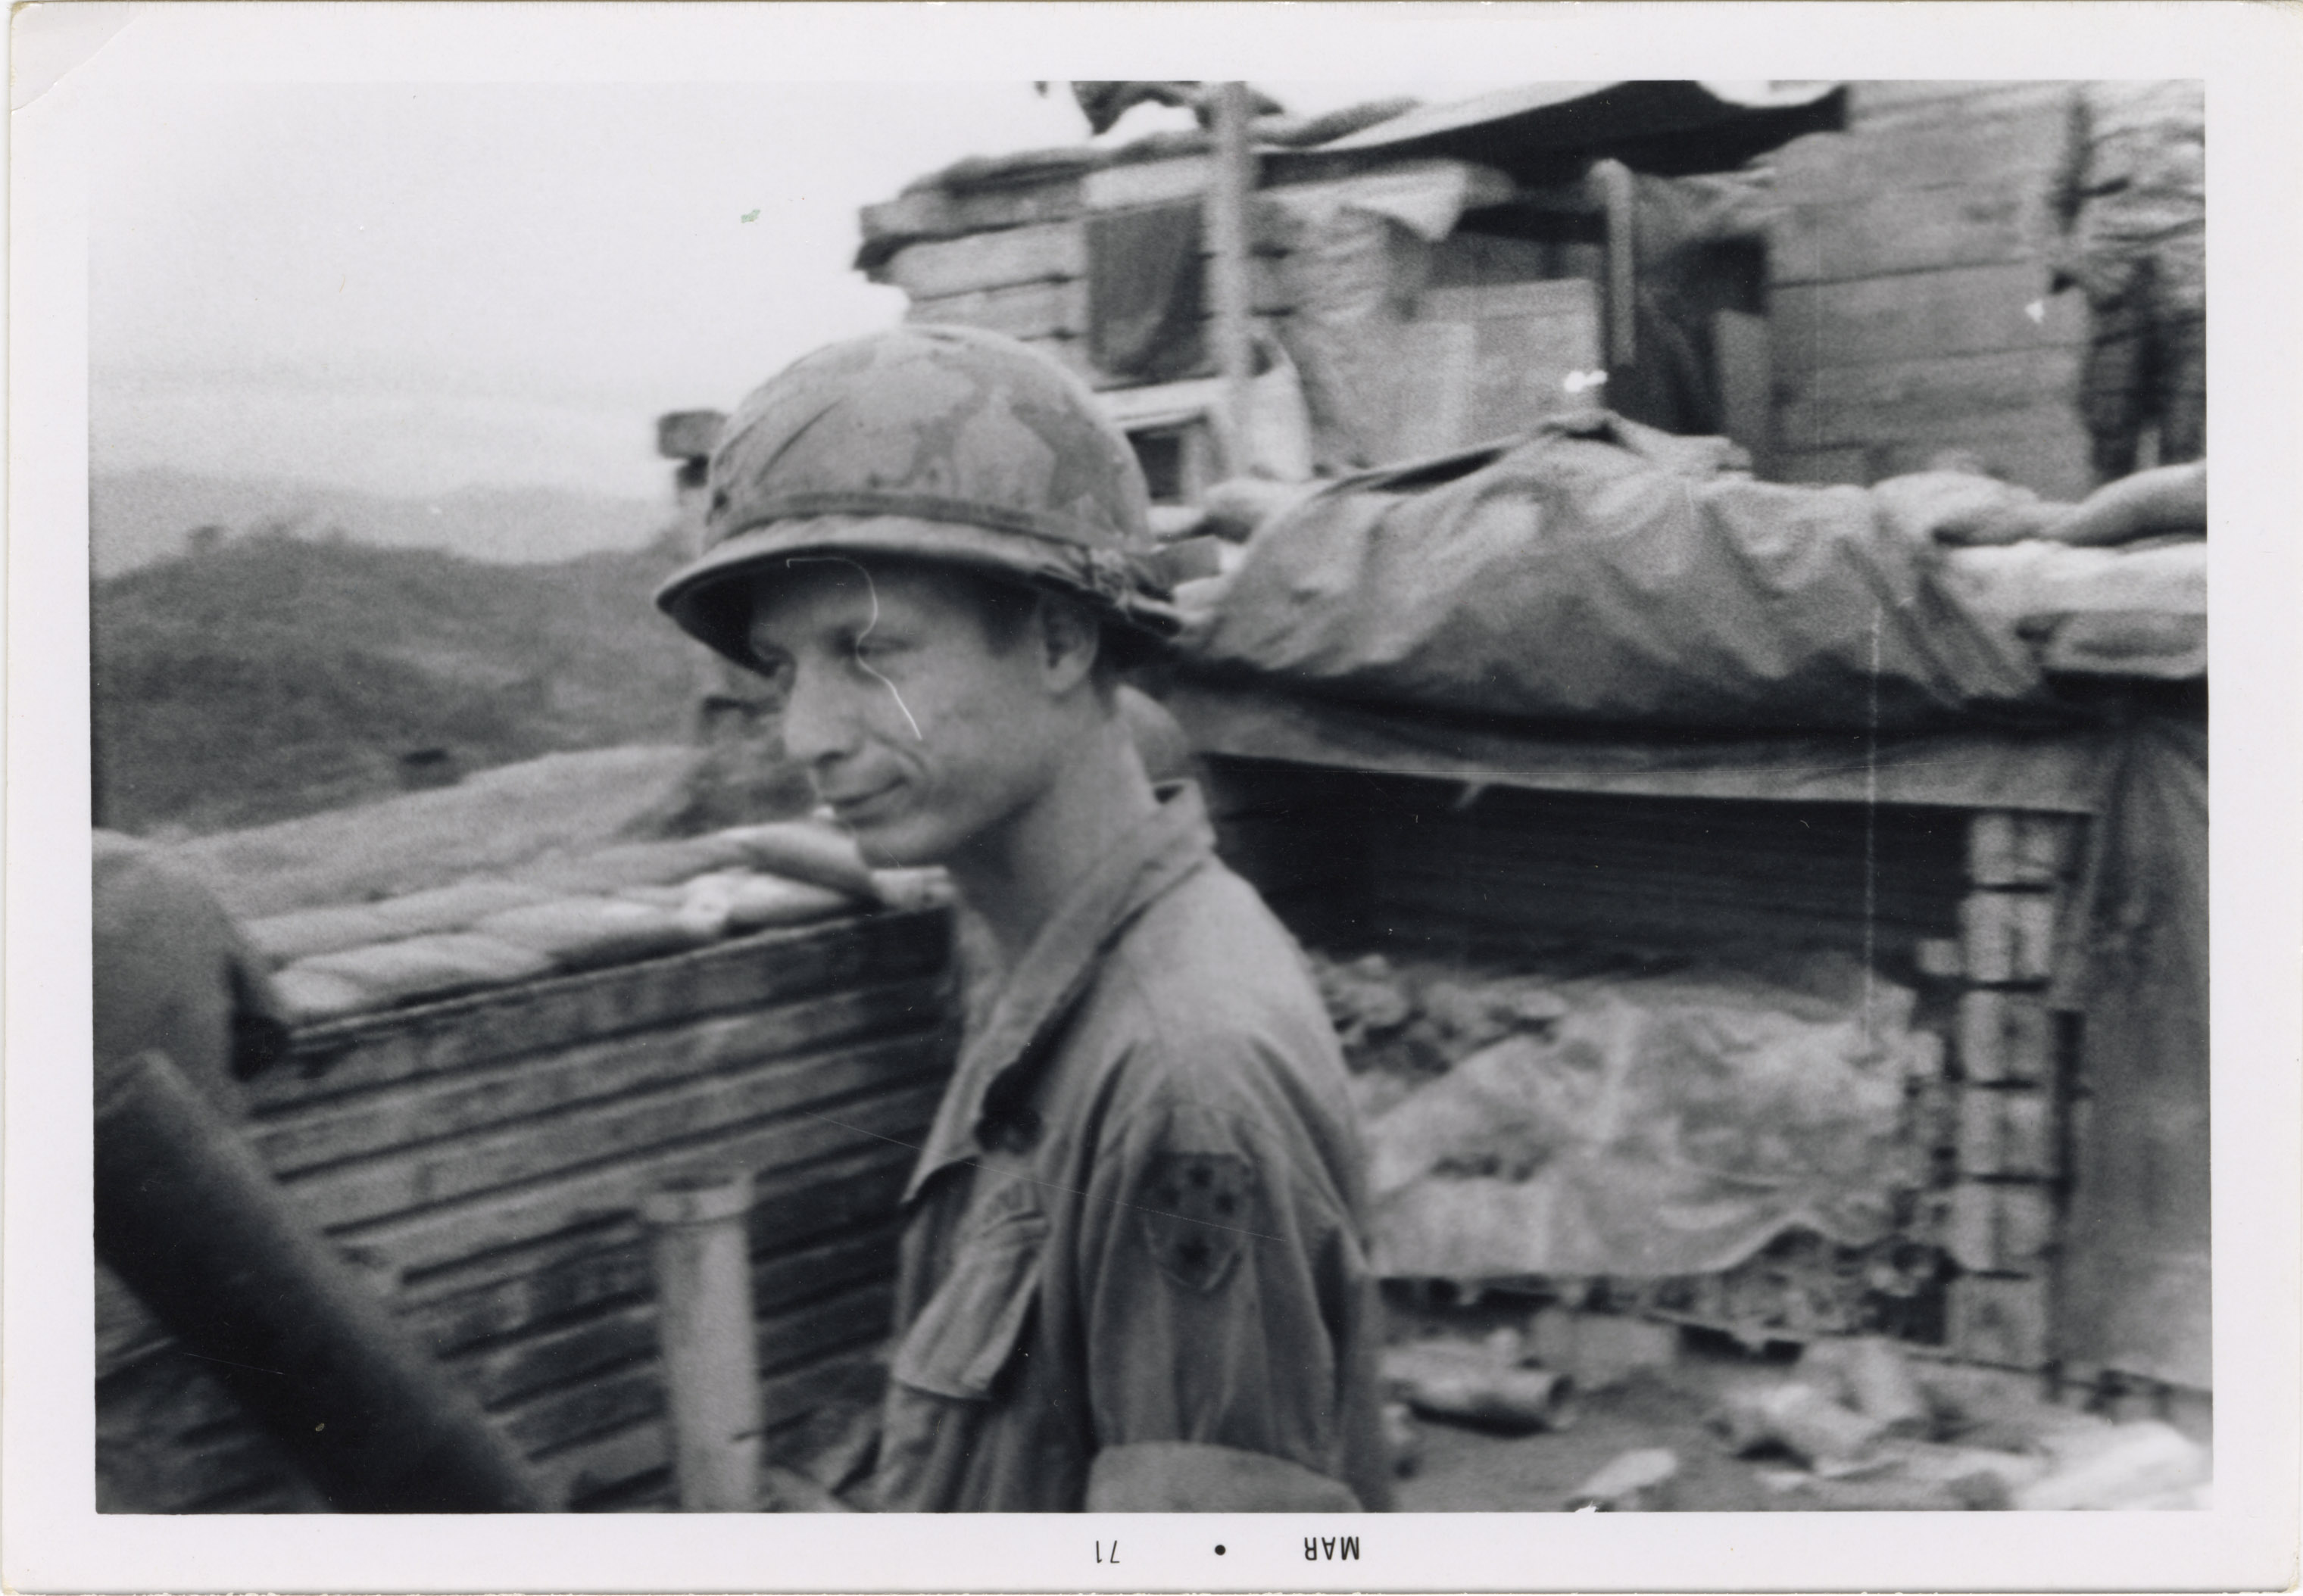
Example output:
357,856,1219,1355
1715,1379,1886,1467
2016,1420,2211,1510
1796,1335,1930,1435
1530,1306,1680,1392
1381,1401,1424,1478
1382,1333,1577,1433
1565,1447,1679,1510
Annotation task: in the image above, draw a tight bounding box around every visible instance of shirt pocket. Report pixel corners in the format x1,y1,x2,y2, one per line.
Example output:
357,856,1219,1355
891,1195,1048,1402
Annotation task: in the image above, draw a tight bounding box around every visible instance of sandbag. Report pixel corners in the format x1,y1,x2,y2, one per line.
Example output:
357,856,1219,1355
1187,412,2050,731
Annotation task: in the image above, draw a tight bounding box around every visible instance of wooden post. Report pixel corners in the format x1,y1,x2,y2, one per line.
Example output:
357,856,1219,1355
644,1171,762,1511
1594,158,1637,370
1206,81,1256,476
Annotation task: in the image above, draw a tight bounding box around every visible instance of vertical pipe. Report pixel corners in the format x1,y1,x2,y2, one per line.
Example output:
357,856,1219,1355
1596,157,1638,370
1206,79,1257,476
645,1171,762,1511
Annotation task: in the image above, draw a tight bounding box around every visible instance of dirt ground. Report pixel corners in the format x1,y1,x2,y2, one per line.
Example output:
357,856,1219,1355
1383,1306,2210,1513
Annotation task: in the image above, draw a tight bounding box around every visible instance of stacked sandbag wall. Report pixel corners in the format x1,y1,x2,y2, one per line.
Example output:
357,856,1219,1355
1766,80,2095,500
97,873,956,1513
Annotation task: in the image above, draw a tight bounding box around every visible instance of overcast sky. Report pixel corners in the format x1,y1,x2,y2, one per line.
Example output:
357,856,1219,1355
90,78,1520,503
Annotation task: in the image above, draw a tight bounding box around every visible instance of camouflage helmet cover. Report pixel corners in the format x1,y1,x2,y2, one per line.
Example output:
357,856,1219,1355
654,325,1177,669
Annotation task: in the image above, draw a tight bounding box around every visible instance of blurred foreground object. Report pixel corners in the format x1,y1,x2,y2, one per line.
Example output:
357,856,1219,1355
95,1049,548,1511
95,828,292,1118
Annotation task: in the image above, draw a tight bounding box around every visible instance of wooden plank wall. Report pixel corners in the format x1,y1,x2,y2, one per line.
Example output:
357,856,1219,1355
1766,80,2095,500
96,909,956,1513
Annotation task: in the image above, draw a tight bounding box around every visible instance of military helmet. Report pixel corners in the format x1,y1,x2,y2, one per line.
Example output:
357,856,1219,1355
655,324,1178,671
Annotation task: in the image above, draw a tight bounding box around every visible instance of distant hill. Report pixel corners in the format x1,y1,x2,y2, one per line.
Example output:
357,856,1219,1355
93,531,710,835
91,467,676,576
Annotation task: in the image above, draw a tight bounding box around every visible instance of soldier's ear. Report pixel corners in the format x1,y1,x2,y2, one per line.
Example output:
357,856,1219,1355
1034,594,1103,695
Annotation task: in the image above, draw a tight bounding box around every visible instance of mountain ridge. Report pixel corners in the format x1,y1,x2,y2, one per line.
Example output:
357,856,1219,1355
92,466,679,575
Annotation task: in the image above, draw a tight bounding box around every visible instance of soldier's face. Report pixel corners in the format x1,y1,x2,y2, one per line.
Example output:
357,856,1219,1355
745,558,1061,868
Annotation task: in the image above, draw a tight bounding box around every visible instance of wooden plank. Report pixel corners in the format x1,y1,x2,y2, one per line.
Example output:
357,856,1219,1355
1958,990,2054,1086
1771,177,2049,285
95,1263,173,1379
496,1280,892,1457
859,179,1086,253
443,1223,900,1406
533,1345,888,1510
1026,318,1293,392
1852,403,2093,504
1419,278,1600,325
530,1417,667,1510
338,1077,944,1274
1770,263,2085,372
1715,308,1772,469
1774,348,2083,451
1771,446,1871,487
398,1142,913,1340
910,279,1087,340
883,221,1086,299
258,911,950,1112
255,977,948,1177
289,1031,949,1233
1771,103,2066,203
906,257,1291,342
1084,155,1210,210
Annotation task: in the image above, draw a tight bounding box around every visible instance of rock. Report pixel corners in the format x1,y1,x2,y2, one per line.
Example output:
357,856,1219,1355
1798,1336,1929,1435
2016,1421,2209,1510
1381,1401,1423,1477
1565,1448,1678,1511
1715,1381,1886,1466
1382,1341,1577,1432
1530,1307,1680,1391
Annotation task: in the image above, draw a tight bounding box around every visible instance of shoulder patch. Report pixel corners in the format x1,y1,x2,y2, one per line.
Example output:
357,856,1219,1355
1135,1151,1258,1293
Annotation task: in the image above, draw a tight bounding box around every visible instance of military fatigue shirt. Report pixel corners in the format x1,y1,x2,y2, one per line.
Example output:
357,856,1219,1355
872,784,1391,1513
2048,80,2205,313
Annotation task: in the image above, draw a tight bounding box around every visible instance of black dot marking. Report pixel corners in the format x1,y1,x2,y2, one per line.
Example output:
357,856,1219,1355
1214,1545,1226,1555
1190,1164,1212,1188
1214,1194,1236,1216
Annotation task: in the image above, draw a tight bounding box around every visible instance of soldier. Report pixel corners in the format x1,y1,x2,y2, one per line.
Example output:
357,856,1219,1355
655,326,1391,1513
2045,80,2206,482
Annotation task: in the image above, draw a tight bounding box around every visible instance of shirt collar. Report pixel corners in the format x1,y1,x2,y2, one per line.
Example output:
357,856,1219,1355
904,781,1216,1202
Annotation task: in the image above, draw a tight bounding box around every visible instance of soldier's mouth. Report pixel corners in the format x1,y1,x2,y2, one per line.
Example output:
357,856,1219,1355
825,781,903,823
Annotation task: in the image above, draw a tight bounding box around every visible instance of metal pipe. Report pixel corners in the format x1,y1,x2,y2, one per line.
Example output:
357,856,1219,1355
93,1049,548,1512
644,1171,763,1511
1206,79,1258,475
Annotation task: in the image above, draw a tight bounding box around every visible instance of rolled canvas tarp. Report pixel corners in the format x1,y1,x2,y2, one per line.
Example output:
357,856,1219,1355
1187,410,2052,733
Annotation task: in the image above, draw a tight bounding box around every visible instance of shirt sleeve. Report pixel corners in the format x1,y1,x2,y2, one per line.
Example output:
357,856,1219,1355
1074,1062,1377,1510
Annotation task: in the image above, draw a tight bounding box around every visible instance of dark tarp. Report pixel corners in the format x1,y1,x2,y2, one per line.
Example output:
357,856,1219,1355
1280,79,1848,184
2054,710,2210,1388
1085,201,1205,382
